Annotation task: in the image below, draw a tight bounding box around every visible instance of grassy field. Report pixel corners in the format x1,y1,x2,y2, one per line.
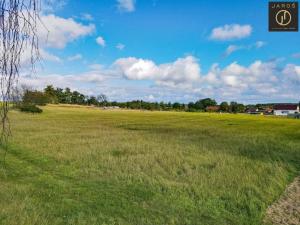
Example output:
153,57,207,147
0,105,299,225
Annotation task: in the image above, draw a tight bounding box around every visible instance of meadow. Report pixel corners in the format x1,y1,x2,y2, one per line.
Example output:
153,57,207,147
0,105,299,225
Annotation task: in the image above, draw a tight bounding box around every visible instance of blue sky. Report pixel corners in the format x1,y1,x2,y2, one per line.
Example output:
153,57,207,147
21,0,300,103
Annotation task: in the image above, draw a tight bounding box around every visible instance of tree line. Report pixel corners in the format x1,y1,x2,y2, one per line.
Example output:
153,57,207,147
20,85,249,113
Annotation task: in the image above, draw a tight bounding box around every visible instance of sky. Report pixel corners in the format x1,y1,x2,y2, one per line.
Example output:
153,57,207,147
20,0,300,104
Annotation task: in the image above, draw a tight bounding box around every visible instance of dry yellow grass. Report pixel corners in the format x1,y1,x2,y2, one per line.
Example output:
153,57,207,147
0,105,299,225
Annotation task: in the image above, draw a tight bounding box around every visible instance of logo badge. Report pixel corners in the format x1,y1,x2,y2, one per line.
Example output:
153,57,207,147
269,2,298,31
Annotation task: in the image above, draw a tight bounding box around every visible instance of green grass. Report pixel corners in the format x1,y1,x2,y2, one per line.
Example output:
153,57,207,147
0,105,300,225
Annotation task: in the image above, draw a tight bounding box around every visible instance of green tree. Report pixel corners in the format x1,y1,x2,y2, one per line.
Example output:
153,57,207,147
172,102,181,110
194,98,217,111
87,96,98,105
54,88,64,103
23,90,49,106
220,102,229,112
44,85,58,103
64,88,72,104
236,104,245,113
188,102,196,111
97,94,108,106
230,102,245,113
159,102,166,111
71,91,85,105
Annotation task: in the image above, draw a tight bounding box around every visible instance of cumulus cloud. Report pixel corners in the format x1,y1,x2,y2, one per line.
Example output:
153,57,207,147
117,0,136,12
52,56,297,102
283,64,300,82
210,24,252,41
39,14,95,49
202,60,283,101
20,54,300,103
114,56,201,87
115,57,158,80
96,36,106,47
18,14,94,68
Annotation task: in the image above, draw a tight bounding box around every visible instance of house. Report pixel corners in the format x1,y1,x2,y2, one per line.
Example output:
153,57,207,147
246,108,260,114
264,107,273,115
273,104,300,116
206,106,220,112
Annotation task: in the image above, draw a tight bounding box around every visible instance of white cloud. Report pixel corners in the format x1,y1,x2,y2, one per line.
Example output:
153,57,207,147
20,73,102,97
39,14,95,49
114,56,201,87
114,57,285,100
116,43,125,50
20,65,109,94
224,41,266,57
42,0,67,13
20,54,300,103
18,14,93,69
117,0,136,12
96,36,106,47
210,24,252,41
89,64,104,71
80,13,94,21
19,47,61,66
255,41,266,49
157,56,201,87
67,54,83,61
115,57,158,80
145,94,155,101
203,60,281,101
225,45,243,57
40,49,62,63
283,64,300,82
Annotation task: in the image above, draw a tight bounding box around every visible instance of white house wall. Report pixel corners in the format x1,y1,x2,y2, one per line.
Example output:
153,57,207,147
274,110,299,116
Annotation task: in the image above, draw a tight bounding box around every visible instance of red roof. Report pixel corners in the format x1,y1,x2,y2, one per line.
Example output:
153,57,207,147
273,104,299,110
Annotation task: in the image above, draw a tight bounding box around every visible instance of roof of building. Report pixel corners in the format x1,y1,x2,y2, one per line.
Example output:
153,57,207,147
206,106,220,111
246,108,258,112
273,104,299,110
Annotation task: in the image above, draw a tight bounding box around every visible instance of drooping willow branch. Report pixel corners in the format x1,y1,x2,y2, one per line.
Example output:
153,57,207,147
0,0,41,151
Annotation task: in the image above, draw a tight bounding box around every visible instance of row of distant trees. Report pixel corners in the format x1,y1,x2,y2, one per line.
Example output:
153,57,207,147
20,85,249,113
19,85,108,107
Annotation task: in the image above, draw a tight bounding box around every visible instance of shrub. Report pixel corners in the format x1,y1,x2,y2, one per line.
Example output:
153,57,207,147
23,90,49,106
19,104,43,113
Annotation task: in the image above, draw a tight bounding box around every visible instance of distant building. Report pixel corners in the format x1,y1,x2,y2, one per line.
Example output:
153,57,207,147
273,104,300,116
264,108,273,115
103,106,120,110
206,106,220,112
246,108,260,114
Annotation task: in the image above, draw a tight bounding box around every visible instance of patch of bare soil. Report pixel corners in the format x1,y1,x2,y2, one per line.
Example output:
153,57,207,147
265,176,300,225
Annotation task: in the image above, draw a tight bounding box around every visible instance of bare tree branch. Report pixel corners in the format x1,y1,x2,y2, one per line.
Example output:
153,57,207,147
0,0,41,157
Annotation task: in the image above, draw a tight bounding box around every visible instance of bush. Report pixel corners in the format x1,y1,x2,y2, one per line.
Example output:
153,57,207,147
19,104,43,113
23,90,49,106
